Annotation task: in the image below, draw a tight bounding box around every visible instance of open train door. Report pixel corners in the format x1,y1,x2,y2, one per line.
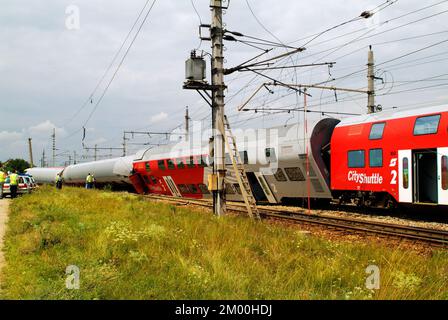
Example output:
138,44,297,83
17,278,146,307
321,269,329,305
254,172,277,204
398,150,413,203
129,173,148,194
438,147,448,205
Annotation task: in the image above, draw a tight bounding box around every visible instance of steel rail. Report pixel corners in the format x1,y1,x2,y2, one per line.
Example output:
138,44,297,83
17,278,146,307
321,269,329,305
145,194,448,247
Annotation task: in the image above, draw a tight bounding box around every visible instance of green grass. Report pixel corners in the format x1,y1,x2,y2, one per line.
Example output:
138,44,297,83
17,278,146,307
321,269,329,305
1,186,447,300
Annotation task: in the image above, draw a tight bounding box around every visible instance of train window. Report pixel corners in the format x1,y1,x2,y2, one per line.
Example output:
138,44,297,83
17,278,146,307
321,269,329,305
414,114,441,135
284,167,306,181
369,123,386,140
265,148,277,162
233,183,242,194
150,176,158,184
273,168,288,182
198,183,210,194
225,183,236,194
403,157,409,189
145,162,151,172
188,184,199,194
176,158,185,169
223,152,248,165
348,150,365,168
186,156,196,168
177,184,189,194
167,159,175,170
442,156,448,191
158,160,166,170
369,149,383,168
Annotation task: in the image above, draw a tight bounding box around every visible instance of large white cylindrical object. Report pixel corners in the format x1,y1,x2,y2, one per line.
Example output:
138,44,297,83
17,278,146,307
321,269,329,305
62,156,134,185
25,167,64,184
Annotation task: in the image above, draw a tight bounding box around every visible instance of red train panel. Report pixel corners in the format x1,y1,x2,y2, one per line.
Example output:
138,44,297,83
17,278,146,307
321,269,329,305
331,106,448,206
133,155,209,199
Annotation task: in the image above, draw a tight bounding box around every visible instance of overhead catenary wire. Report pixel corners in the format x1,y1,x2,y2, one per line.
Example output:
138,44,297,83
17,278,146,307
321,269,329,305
63,0,158,142
61,0,154,128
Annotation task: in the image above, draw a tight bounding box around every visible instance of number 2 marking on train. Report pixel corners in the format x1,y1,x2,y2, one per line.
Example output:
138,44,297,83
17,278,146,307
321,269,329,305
390,170,397,185
389,158,398,185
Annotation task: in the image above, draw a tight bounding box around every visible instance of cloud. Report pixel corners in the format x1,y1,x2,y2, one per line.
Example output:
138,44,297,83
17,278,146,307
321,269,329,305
150,112,168,124
29,120,65,137
0,130,24,143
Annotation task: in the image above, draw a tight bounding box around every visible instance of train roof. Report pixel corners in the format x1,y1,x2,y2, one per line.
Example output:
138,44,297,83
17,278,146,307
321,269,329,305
336,104,447,128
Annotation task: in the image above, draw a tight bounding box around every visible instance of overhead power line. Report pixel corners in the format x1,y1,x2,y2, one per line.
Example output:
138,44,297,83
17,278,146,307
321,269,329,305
63,0,158,142
62,0,154,128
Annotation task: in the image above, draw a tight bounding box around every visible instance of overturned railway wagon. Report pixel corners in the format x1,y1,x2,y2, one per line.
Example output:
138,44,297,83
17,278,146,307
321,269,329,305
131,118,339,205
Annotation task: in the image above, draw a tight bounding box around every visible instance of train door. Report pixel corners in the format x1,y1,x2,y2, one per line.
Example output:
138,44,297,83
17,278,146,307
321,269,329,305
414,149,438,204
246,172,268,202
129,173,148,194
438,147,448,205
254,172,277,203
163,176,182,197
398,150,413,203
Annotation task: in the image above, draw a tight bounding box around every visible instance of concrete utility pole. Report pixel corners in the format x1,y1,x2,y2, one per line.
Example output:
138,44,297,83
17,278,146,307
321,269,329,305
367,45,375,114
28,138,34,167
185,106,190,141
73,151,77,164
52,128,56,167
210,0,227,216
94,145,98,161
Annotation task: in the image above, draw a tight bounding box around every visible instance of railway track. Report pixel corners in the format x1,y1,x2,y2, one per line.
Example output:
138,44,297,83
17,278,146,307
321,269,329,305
145,194,448,247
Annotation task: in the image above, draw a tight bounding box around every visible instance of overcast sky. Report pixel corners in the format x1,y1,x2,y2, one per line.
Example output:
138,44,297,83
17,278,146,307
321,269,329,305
1,0,447,164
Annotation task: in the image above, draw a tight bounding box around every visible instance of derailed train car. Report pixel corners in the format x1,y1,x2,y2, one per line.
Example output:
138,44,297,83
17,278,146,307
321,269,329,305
25,167,64,184
131,118,339,205
27,156,135,190
26,105,448,209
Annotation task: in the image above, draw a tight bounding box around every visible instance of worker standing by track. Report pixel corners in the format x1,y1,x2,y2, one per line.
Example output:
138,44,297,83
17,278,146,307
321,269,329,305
0,167,5,199
55,173,63,190
9,170,19,199
85,173,94,189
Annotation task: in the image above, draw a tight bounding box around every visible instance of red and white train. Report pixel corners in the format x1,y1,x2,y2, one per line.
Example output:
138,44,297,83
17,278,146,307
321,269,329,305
27,105,448,209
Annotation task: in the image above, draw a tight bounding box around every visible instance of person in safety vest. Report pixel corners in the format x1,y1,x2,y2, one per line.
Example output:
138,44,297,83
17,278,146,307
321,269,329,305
55,173,63,190
9,170,19,199
85,173,94,189
0,167,6,199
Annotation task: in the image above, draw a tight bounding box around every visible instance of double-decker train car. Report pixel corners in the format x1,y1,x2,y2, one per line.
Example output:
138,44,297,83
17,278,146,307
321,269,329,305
331,105,448,208
131,118,339,205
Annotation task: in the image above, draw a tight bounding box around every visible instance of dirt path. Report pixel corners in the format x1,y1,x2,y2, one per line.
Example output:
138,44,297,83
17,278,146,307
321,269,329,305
0,199,10,285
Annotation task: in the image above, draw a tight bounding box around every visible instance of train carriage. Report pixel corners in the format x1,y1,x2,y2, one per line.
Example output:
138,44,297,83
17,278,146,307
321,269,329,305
331,105,448,208
131,118,339,205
